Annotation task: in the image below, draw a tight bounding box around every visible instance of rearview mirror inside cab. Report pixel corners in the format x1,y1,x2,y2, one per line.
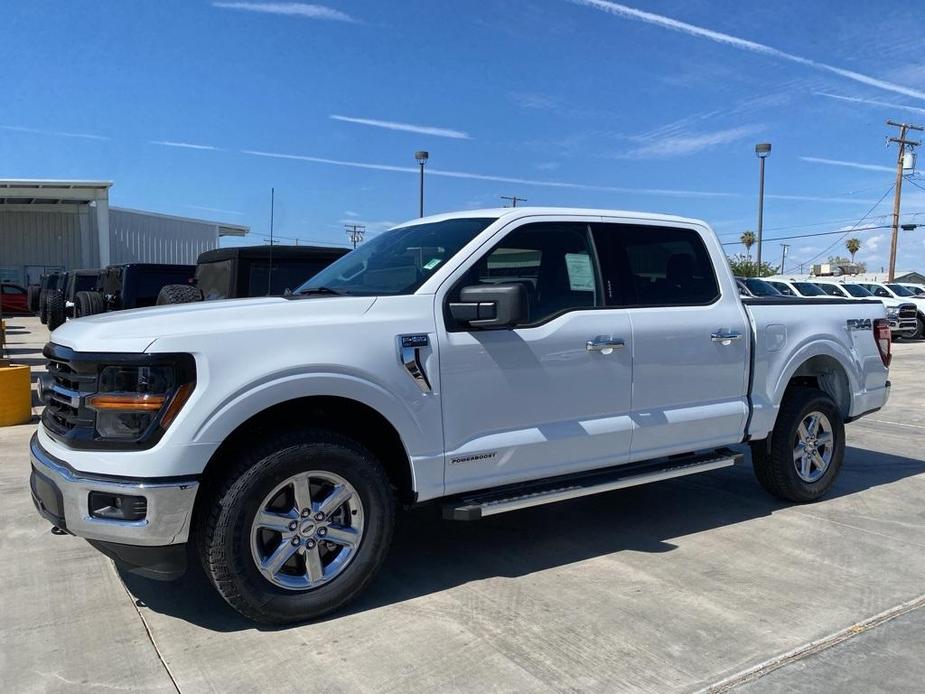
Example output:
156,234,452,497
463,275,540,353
449,283,527,329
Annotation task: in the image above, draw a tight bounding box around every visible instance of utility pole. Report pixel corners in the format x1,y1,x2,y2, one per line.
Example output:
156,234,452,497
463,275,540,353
755,143,772,272
344,223,366,249
266,187,275,296
779,243,789,274
500,195,527,208
886,119,922,280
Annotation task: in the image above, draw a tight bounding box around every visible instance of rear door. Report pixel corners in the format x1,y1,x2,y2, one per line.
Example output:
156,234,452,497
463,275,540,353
596,220,750,461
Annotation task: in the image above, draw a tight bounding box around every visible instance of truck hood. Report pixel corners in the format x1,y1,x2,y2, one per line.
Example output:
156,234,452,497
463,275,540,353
49,296,378,353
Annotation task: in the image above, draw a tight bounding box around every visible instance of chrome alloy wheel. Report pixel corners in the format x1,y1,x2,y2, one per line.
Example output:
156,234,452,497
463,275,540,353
250,471,365,591
793,411,834,483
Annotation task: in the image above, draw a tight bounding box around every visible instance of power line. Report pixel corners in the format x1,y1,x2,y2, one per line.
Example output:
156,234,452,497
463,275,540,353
720,224,892,246
344,223,366,249
500,195,528,207
788,184,896,271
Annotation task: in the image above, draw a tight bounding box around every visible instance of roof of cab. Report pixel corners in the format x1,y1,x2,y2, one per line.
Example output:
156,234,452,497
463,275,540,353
394,206,710,229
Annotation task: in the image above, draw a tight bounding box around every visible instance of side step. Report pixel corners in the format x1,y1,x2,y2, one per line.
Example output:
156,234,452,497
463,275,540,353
443,448,742,521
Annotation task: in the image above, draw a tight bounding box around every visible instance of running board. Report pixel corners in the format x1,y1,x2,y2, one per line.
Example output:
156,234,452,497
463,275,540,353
443,448,742,521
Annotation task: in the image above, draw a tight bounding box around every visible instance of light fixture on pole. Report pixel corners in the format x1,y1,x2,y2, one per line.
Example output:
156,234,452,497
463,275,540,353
415,151,429,217
755,143,772,272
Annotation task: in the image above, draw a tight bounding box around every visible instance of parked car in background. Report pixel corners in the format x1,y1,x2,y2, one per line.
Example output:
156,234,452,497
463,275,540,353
0,282,29,315
155,245,350,305
812,280,917,338
73,263,195,319
735,276,783,298
31,207,893,625
857,282,925,338
897,282,925,296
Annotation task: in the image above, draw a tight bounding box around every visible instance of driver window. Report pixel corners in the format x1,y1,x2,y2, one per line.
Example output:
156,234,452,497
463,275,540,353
456,222,601,326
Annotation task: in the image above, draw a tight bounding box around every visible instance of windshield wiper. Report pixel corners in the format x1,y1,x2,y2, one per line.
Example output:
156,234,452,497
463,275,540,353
298,286,347,296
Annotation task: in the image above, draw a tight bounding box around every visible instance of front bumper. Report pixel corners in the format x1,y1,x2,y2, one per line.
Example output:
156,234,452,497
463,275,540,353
29,432,199,547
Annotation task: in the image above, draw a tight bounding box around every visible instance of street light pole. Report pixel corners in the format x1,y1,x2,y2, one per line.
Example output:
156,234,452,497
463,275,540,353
415,151,429,217
780,243,789,274
755,143,772,273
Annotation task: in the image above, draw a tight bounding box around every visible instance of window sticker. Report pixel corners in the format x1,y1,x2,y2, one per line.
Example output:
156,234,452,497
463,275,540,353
565,253,594,291
423,258,442,271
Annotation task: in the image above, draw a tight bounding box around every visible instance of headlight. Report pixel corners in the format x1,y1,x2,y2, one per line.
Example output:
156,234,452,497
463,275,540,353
86,360,195,441
886,307,900,318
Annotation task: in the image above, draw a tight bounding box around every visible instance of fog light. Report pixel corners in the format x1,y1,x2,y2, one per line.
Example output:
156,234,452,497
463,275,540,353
88,492,147,521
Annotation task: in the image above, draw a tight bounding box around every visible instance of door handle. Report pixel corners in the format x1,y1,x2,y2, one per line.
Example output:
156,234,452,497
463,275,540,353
586,336,625,354
711,330,743,344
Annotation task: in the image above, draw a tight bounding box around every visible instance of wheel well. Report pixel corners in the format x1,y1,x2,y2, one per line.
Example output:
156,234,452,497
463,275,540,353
197,396,415,505
786,355,851,419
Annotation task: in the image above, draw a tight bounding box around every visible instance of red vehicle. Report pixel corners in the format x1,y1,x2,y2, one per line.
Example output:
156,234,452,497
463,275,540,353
0,282,30,315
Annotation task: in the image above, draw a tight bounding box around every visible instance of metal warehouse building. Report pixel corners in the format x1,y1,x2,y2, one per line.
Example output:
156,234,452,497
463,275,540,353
0,179,248,285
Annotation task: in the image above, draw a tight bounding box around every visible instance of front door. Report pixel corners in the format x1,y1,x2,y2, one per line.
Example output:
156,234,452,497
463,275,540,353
437,219,634,495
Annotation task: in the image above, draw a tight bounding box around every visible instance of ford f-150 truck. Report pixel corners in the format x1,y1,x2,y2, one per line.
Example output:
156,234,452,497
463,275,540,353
30,208,892,625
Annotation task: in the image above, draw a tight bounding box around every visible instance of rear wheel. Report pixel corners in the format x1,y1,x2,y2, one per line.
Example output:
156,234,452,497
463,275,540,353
751,388,844,502
45,290,66,331
198,429,396,625
156,284,203,305
75,290,105,317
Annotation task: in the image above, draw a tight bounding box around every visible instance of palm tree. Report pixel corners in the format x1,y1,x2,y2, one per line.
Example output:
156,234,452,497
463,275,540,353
845,238,861,263
740,231,756,259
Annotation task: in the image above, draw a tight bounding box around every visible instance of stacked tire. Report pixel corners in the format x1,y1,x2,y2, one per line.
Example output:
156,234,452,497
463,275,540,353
75,291,106,318
45,290,66,331
38,289,48,324
27,286,41,314
156,284,203,305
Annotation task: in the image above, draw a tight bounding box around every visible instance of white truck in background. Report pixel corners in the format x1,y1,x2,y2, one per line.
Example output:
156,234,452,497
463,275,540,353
30,207,892,624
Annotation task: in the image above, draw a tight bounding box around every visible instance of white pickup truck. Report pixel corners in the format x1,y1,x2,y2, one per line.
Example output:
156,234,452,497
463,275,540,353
30,207,892,624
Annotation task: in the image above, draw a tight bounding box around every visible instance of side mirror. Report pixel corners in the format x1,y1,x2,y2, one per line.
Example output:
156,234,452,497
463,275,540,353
449,283,527,329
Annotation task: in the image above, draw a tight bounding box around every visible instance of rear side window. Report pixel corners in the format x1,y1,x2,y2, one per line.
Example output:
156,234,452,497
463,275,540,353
767,281,795,296
815,283,845,297
593,224,719,307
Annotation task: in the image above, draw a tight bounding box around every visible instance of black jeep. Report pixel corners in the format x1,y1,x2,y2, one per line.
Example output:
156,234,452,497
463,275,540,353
75,263,195,318
156,245,349,304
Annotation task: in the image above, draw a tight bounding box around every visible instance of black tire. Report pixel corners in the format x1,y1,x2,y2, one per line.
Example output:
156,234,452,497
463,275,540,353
198,428,396,625
915,314,925,340
751,388,845,503
46,290,66,331
38,289,48,323
75,290,105,318
156,284,203,305
27,285,40,313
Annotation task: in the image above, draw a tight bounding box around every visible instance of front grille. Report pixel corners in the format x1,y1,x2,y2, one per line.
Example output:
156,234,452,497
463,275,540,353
899,303,917,320
42,349,97,438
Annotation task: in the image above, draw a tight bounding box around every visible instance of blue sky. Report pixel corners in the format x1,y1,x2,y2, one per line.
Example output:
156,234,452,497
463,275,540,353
4,0,925,273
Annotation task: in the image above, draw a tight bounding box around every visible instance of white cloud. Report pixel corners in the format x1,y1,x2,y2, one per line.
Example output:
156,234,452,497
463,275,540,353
240,149,739,198
344,210,359,217
329,115,471,140
620,124,762,159
799,157,893,173
766,193,880,205
0,124,109,140
815,92,925,116
185,204,243,216
535,162,560,171
150,140,222,151
212,2,355,22
570,0,925,101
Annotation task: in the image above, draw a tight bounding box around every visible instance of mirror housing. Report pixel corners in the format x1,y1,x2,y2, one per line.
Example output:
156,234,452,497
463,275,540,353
449,283,527,329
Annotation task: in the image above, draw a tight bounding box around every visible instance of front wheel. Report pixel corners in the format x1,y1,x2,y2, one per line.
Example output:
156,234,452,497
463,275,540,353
198,429,396,625
751,388,845,503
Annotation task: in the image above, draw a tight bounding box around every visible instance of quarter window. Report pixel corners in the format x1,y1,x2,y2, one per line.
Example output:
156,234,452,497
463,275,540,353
593,224,719,307
451,222,601,326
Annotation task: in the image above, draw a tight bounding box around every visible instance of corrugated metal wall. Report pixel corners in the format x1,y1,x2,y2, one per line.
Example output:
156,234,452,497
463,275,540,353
1,206,222,283
0,207,88,283
100,209,219,265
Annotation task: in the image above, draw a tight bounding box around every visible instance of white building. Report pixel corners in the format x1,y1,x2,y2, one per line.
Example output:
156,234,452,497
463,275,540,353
0,179,248,285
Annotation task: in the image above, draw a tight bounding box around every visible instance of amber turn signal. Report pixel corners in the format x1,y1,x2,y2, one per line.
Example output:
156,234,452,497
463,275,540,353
86,393,167,411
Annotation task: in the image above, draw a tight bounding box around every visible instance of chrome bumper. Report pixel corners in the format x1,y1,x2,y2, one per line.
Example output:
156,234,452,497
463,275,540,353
29,433,198,546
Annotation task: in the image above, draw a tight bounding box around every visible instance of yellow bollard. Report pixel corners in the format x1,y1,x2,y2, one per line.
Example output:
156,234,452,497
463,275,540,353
0,364,33,426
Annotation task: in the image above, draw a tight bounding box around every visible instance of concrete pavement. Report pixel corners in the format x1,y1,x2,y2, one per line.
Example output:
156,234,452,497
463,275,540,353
1,316,923,692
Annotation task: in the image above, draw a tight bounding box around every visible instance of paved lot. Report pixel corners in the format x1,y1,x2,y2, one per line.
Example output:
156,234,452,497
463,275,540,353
1,316,923,692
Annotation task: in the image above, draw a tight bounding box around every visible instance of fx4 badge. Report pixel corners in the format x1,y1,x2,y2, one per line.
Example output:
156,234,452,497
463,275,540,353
398,334,432,393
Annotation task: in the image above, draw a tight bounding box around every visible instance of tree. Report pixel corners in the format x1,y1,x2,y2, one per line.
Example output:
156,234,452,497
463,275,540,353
728,253,778,278
845,237,861,263
740,231,756,259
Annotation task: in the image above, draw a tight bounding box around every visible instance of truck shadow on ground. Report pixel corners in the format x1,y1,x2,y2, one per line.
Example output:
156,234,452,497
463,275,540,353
119,445,925,632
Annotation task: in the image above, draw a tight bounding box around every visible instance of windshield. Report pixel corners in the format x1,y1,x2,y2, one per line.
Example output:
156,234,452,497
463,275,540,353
905,285,925,295
842,284,873,297
886,283,915,296
295,217,495,296
813,283,845,297
792,282,825,296
743,278,781,296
